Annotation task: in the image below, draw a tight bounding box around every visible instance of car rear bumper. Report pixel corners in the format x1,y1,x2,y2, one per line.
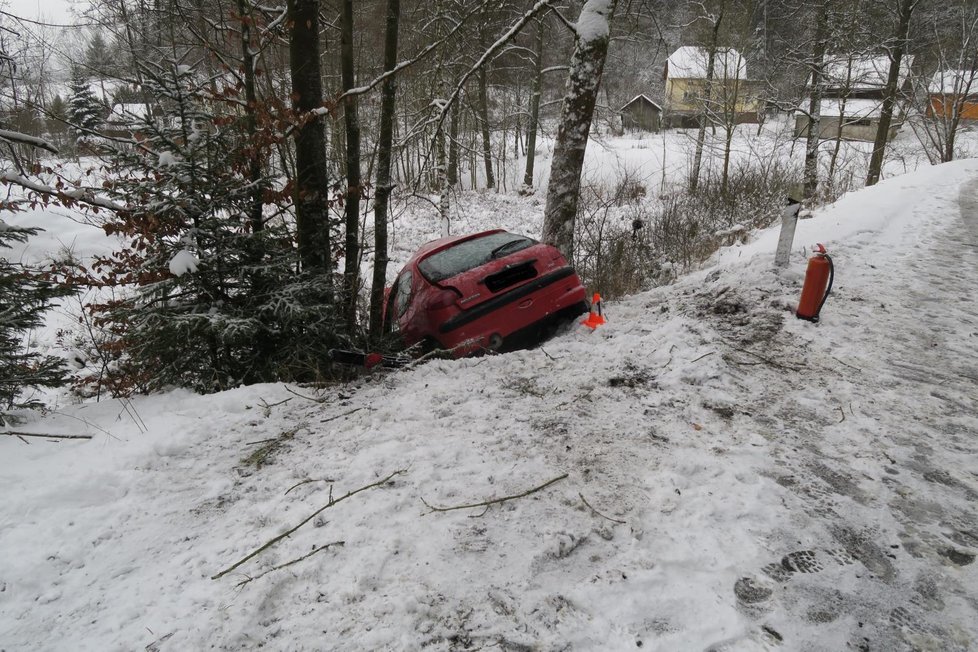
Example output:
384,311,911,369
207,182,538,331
437,266,586,352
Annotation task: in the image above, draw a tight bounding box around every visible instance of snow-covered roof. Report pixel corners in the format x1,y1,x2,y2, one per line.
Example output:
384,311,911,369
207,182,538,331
666,46,747,81
928,69,978,95
821,54,915,91
620,94,662,111
107,103,151,124
795,97,907,119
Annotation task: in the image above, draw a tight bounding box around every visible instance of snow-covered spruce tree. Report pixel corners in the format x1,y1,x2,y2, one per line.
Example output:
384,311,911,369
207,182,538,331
66,70,104,148
0,221,73,424
85,63,345,394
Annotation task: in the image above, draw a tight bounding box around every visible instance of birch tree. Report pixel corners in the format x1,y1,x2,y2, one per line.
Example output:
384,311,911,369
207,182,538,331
542,0,618,260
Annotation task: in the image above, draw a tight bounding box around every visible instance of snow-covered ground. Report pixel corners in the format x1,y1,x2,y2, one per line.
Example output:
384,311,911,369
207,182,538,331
2,142,977,650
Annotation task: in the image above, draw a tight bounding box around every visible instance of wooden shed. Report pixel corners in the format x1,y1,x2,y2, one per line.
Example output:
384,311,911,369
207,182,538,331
927,69,978,121
620,94,662,132
793,54,914,142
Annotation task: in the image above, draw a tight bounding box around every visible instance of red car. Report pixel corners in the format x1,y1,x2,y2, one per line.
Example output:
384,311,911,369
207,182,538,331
384,230,588,356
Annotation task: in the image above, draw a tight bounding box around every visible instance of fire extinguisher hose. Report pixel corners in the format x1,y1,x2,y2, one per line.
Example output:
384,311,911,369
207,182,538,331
815,254,834,320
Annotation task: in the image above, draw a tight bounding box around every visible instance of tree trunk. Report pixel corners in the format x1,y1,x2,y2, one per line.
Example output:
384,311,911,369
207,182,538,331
828,58,853,182
478,68,495,189
447,99,460,186
437,124,450,236
523,16,544,190
866,0,916,187
341,0,361,333
541,0,617,260
237,0,263,235
369,0,400,343
803,1,829,199
288,0,331,275
690,13,722,194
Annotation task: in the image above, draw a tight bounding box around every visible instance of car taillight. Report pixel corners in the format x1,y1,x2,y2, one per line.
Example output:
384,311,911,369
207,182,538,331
428,289,459,310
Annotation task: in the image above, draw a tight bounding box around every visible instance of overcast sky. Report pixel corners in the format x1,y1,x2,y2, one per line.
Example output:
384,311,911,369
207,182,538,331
4,0,76,24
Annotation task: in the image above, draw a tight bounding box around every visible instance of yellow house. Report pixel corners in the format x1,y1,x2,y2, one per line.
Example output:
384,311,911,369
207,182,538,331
662,46,762,128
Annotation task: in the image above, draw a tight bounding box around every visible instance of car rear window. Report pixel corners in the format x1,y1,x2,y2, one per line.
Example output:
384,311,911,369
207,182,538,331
418,232,535,282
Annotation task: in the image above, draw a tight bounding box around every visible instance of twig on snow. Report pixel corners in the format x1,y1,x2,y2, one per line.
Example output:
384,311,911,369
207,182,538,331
233,541,345,588
320,407,364,423
837,406,846,423
212,469,405,580
284,478,336,496
1,431,93,440
722,342,800,372
259,396,293,416
690,351,716,363
579,492,626,524
421,473,569,514
830,355,861,372
284,385,324,402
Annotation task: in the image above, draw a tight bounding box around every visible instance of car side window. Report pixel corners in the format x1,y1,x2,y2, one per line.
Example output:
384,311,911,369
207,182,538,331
394,270,413,317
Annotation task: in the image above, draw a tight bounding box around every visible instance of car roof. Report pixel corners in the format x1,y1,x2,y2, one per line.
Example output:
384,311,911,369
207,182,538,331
408,229,507,263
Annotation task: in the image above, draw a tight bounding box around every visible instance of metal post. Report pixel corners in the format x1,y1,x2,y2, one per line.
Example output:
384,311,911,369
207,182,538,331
775,198,802,267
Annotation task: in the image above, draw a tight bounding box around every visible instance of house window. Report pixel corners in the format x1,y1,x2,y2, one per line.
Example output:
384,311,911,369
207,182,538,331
852,118,871,127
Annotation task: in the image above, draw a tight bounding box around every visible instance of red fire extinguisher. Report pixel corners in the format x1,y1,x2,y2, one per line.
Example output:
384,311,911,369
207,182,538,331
796,243,834,322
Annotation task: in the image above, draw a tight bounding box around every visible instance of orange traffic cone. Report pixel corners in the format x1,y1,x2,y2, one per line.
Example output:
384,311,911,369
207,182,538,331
581,292,606,329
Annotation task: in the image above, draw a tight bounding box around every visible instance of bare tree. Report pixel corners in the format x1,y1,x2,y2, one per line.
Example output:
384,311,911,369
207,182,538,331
288,0,332,274
866,0,918,187
340,0,361,332
910,2,978,163
369,0,401,342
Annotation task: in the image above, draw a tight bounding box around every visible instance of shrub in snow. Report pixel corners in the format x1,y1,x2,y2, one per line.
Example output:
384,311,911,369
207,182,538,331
0,224,73,423
573,160,802,297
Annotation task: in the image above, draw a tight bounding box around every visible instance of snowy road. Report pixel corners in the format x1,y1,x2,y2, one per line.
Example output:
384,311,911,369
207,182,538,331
1,162,977,651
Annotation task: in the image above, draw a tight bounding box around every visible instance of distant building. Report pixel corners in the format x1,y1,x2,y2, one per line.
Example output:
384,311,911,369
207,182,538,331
103,103,154,140
662,46,762,128
620,94,662,132
927,69,978,121
794,54,915,142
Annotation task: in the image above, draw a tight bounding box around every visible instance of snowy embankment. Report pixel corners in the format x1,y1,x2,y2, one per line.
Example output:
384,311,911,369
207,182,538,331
2,160,978,651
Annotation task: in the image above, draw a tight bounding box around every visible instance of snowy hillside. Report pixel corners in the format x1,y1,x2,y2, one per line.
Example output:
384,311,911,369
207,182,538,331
2,159,978,651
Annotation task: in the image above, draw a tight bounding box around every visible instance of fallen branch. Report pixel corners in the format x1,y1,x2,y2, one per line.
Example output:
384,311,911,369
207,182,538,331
690,351,716,363
830,355,861,372
579,492,626,524
321,407,364,423
259,396,293,416
234,541,345,588
212,469,405,580
284,478,336,496
722,344,800,372
1,431,93,440
421,473,568,514
284,385,324,402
